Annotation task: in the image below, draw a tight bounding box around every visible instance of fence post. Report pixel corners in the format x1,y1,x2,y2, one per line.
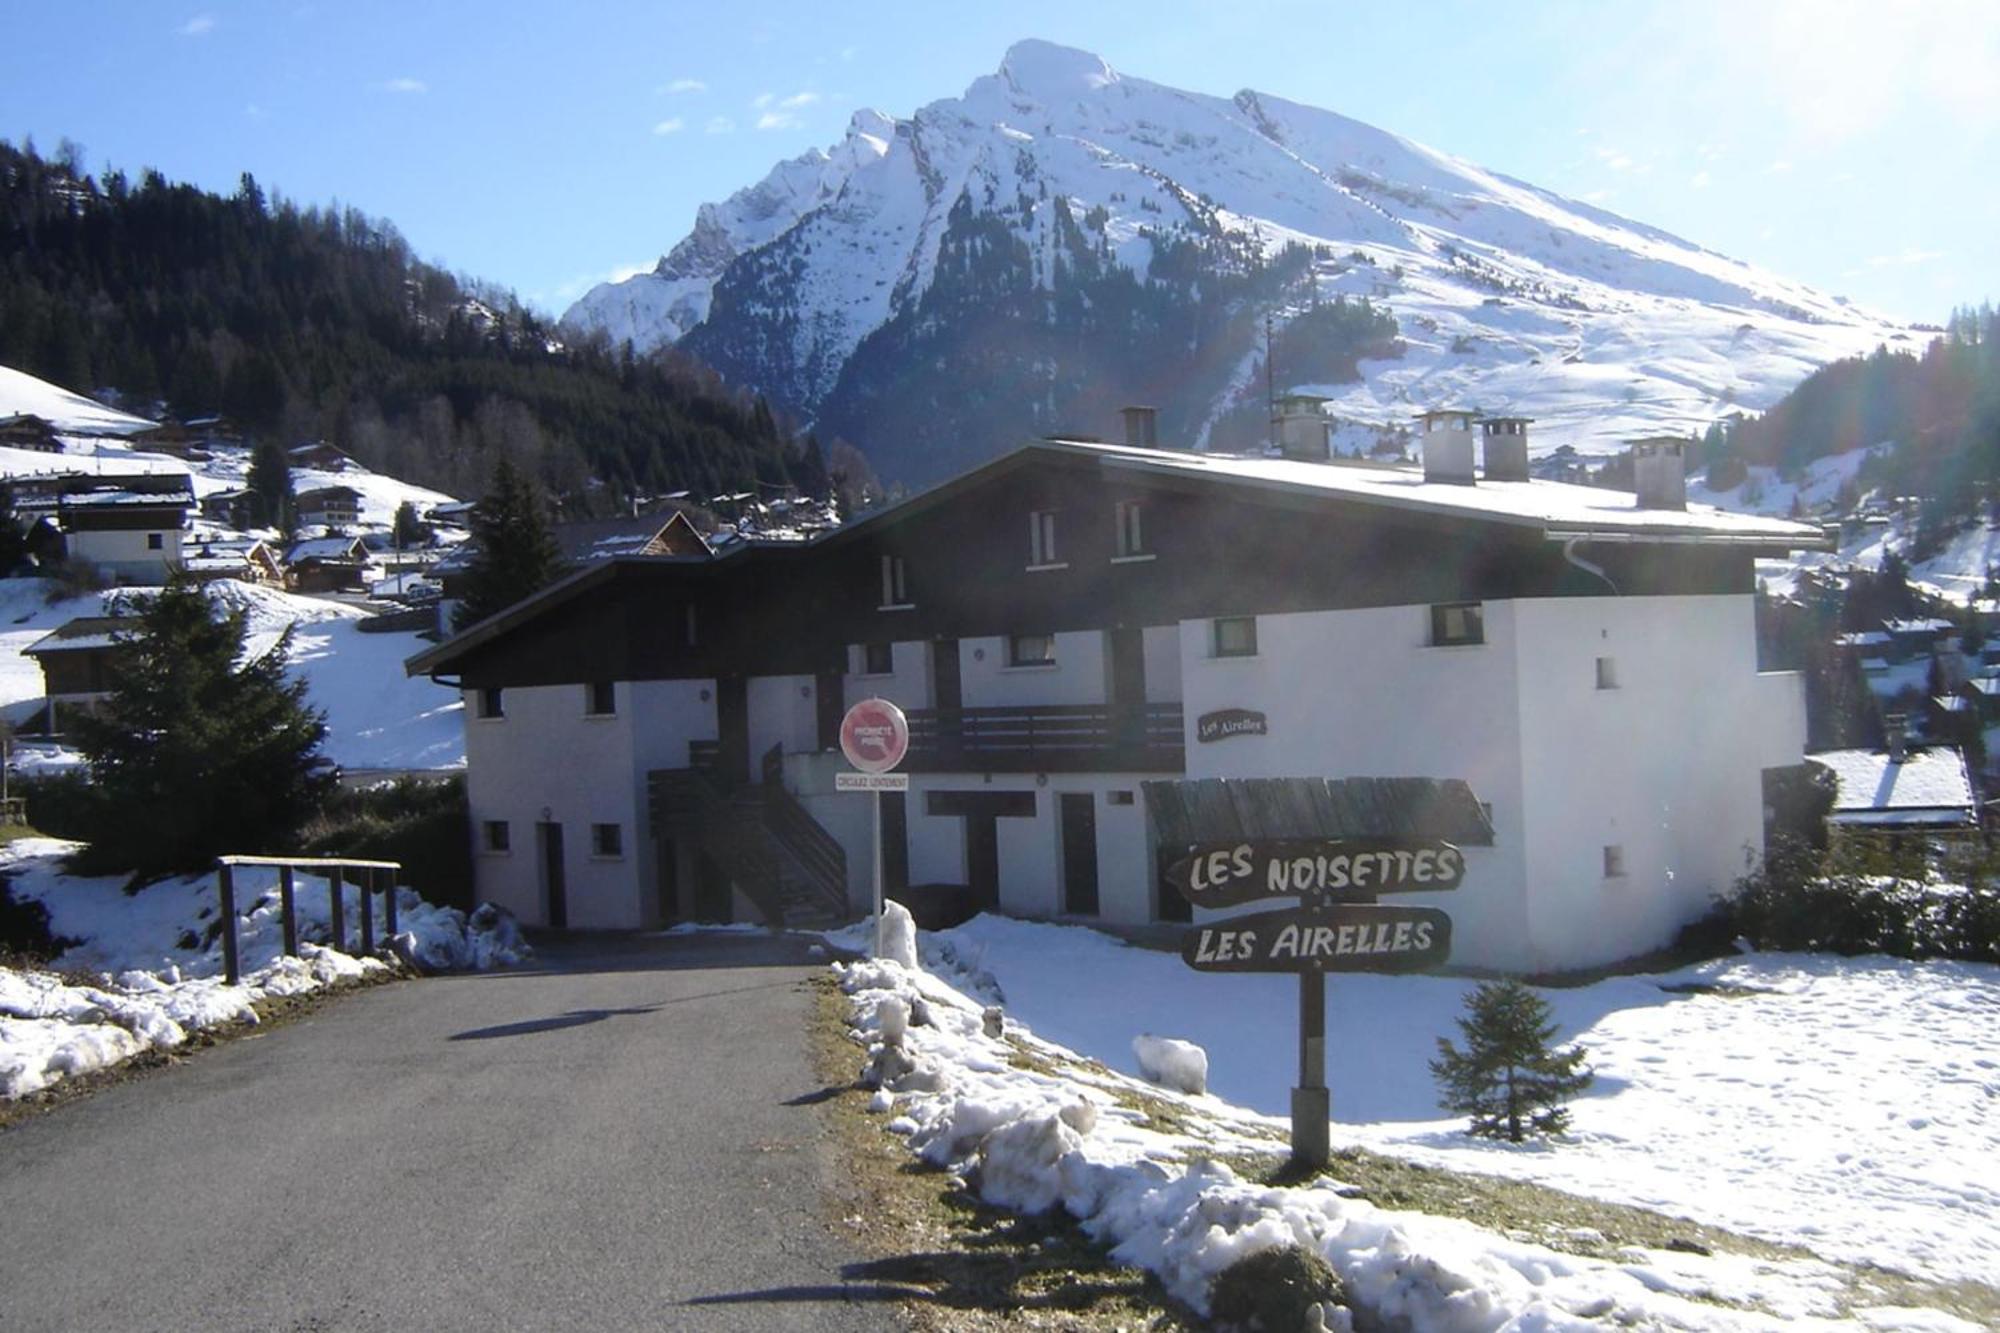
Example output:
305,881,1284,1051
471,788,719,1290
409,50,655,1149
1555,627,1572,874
279,865,298,959
359,871,376,955
329,866,346,953
219,862,240,986
381,866,399,938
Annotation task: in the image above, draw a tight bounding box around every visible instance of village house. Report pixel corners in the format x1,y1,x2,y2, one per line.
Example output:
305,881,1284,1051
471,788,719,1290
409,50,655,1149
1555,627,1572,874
284,534,369,592
0,413,65,454
406,414,1824,972
1809,738,1979,848
287,439,353,471
184,415,246,449
295,484,364,532
22,616,130,733
184,538,285,586
48,475,193,584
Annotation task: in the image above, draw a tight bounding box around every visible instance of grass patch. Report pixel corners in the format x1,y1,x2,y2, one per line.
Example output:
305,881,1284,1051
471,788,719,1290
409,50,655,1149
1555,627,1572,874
805,974,1200,1330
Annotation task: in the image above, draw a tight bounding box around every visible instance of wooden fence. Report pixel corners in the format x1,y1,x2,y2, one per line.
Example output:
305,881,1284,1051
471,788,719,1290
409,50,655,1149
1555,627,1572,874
213,855,403,986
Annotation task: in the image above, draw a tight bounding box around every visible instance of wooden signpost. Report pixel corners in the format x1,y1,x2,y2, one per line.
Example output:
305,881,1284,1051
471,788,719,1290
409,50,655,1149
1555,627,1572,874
1169,836,1463,1169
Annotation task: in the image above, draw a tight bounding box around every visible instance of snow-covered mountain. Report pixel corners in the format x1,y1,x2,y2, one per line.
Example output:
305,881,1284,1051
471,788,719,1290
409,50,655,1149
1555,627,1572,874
568,40,1912,484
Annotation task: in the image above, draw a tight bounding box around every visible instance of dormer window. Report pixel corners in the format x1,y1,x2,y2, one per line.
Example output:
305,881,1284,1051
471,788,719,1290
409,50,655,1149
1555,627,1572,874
1028,510,1063,569
1114,500,1146,559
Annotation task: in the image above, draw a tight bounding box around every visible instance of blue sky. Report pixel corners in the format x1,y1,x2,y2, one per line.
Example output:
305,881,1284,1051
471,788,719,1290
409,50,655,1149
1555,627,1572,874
5,1,1994,324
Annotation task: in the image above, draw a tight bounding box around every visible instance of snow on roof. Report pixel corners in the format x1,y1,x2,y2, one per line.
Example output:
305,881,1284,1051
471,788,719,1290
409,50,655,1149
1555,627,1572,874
1035,439,1826,545
285,536,366,563
1835,630,1892,648
1885,618,1955,635
58,485,194,508
1933,695,1971,712
1810,748,1977,825
23,616,133,656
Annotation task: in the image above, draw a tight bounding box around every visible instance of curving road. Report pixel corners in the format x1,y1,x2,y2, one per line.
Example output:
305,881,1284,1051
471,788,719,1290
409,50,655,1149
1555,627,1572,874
0,932,903,1332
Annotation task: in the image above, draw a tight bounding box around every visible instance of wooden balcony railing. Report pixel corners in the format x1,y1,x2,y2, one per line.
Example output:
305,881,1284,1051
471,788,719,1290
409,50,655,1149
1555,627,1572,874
903,703,1185,773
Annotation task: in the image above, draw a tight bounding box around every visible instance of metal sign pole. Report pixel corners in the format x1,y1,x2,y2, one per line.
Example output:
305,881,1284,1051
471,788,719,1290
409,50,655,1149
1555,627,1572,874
872,787,885,958
1293,964,1329,1168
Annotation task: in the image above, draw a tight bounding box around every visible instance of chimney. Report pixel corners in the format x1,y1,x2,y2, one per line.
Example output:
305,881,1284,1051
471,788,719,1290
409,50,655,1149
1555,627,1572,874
1480,416,1531,481
1417,410,1477,484
1272,394,1331,461
1632,436,1689,511
1120,405,1159,450
1884,713,1908,763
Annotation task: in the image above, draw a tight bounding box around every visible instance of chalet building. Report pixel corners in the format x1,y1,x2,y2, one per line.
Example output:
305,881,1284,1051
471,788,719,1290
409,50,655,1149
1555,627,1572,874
184,539,284,586
407,417,1824,972
126,421,206,459
184,416,246,449
0,413,64,453
23,616,129,733
285,535,369,593
199,488,259,530
53,475,193,584
1810,742,1979,846
295,484,364,532
288,440,353,471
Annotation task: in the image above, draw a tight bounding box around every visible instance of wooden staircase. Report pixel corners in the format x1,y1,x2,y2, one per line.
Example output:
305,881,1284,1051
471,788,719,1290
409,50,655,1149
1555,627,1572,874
649,748,850,930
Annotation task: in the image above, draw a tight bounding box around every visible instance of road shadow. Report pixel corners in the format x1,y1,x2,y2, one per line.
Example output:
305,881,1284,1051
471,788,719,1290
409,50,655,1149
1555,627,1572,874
494,928,857,978
449,1005,662,1040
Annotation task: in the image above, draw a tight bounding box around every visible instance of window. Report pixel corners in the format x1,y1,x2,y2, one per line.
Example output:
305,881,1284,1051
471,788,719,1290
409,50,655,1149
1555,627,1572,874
146,533,164,551
586,681,616,716
879,554,909,607
591,823,623,858
1009,633,1056,667
1213,616,1258,658
1114,500,1147,559
862,641,893,675
481,820,511,853
1430,602,1485,647
476,686,504,719
1595,656,1619,690
1107,790,1135,806
1028,510,1060,567
1603,845,1625,878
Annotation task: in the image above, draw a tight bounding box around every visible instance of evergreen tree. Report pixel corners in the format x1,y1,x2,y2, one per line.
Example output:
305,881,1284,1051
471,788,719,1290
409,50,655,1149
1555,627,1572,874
452,457,563,631
1430,980,1594,1142
0,484,32,575
392,499,431,549
247,440,294,535
70,580,334,878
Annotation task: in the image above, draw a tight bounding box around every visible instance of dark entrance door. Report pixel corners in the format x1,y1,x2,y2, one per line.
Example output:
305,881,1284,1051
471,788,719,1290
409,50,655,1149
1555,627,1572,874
716,675,750,786
538,821,567,928
1108,626,1146,747
966,816,999,912
932,639,963,759
654,835,679,923
693,850,733,922
815,670,845,751
1060,793,1099,916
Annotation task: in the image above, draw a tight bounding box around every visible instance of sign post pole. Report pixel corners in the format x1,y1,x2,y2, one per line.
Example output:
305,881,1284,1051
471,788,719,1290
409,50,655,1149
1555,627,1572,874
837,697,910,960
1293,962,1329,1168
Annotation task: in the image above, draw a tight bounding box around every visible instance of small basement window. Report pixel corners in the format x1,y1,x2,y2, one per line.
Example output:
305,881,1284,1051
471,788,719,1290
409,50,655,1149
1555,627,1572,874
862,641,893,675
476,686,504,719
586,681,616,716
482,820,511,853
591,823,623,858
1603,845,1625,878
1430,602,1485,647
1009,633,1056,667
1595,656,1619,690
1213,616,1258,658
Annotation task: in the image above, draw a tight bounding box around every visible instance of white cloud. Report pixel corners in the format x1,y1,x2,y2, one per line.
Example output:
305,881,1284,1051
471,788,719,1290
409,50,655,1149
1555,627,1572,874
244,103,267,120
180,13,215,36
751,92,775,110
383,77,428,94
1594,146,1634,172
663,78,706,95
778,91,819,109
1690,171,1711,189
1582,189,1612,204
540,261,656,310
651,118,684,136
756,111,803,131
1865,248,1946,268
1765,159,1793,174
705,116,736,135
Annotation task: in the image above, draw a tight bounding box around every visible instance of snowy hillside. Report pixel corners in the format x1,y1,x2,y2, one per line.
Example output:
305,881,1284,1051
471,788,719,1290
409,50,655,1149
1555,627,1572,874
569,39,1909,481
0,365,154,437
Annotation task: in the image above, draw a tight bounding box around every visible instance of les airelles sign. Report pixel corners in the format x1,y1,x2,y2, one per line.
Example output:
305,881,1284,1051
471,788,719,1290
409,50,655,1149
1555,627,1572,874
1182,903,1452,974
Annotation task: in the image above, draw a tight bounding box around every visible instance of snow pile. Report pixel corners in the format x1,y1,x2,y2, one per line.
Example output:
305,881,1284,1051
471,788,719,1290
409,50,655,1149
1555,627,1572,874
834,942,1980,1329
1133,1033,1208,1095
926,915,2000,1291
0,838,528,1099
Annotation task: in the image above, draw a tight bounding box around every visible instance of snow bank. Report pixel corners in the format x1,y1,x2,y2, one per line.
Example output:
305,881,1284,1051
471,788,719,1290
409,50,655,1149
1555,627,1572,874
1132,1033,1208,1095
834,943,1978,1329
0,838,528,1099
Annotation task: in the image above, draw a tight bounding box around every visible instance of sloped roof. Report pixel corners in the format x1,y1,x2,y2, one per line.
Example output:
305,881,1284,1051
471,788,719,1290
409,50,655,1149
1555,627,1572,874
1809,748,1978,827
286,536,368,563
24,616,133,656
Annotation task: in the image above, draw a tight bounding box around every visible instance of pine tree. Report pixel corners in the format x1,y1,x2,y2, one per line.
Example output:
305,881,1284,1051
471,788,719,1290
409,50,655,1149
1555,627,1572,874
247,440,294,535
392,499,430,549
452,457,563,631
1430,980,1593,1142
70,580,335,878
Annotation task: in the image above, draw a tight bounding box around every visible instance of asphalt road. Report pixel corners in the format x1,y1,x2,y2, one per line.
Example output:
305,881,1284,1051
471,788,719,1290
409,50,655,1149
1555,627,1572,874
0,932,904,1332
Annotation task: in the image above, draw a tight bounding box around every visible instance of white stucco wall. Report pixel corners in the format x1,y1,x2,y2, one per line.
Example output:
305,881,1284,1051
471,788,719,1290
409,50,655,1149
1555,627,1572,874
1177,603,1533,970
748,674,820,766
1142,624,1183,703
67,527,182,584
960,631,1107,708
1511,595,1805,969
846,640,930,712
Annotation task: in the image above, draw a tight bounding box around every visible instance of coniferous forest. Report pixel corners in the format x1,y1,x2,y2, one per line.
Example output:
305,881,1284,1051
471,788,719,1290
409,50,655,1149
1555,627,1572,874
0,140,833,509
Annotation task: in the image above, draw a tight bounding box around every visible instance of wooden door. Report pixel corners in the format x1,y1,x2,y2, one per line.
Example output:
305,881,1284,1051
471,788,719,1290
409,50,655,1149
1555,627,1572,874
1060,793,1099,916
538,821,567,929
966,816,999,912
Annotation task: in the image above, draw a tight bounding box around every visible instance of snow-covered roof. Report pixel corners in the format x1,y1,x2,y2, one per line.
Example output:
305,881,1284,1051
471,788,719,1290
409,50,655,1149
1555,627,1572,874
58,485,194,509
1033,440,1826,545
1885,618,1955,635
1835,630,1892,649
23,616,133,656
1810,748,1978,826
285,536,366,563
